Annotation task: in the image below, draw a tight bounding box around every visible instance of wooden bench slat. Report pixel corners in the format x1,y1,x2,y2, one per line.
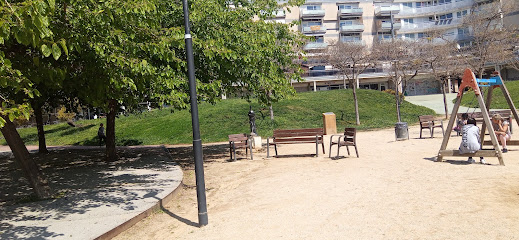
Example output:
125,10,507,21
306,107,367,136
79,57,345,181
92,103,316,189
268,128,325,157
438,149,500,157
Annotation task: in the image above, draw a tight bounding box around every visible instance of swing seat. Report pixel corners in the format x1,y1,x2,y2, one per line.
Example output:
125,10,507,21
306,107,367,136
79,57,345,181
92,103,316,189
483,140,519,146
438,149,502,158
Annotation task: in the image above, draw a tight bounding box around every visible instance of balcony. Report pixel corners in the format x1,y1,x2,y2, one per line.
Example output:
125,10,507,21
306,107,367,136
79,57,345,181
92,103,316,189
300,9,325,19
339,24,365,32
375,5,400,16
338,8,363,17
273,10,285,18
398,18,463,33
302,25,327,34
398,0,473,17
378,21,402,32
304,42,329,51
340,38,365,45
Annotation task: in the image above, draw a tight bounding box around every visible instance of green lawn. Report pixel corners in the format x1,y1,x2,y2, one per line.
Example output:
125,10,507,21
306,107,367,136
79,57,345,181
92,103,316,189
458,80,519,109
4,89,436,146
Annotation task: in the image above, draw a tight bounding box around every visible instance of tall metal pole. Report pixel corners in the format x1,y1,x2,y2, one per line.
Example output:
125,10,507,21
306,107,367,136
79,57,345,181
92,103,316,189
182,0,208,227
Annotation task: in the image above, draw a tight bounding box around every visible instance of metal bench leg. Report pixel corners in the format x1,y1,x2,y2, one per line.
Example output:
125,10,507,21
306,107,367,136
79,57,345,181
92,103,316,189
249,140,253,160
267,138,270,158
329,136,334,158
233,142,237,161
229,142,233,160
315,136,318,157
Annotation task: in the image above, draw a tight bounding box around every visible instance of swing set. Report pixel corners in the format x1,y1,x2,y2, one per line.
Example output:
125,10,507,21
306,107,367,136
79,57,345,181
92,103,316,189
437,68,519,165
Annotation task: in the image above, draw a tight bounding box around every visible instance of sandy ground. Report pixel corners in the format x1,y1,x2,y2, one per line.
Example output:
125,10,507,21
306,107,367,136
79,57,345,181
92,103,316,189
114,126,519,240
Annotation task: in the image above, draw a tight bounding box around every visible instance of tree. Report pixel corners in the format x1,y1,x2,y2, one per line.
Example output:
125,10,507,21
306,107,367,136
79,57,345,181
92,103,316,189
372,39,422,122
416,36,462,119
0,0,58,198
457,0,519,78
327,41,373,125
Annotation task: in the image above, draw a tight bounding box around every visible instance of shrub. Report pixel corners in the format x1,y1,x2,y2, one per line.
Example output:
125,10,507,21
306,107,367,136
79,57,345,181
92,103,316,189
57,106,76,122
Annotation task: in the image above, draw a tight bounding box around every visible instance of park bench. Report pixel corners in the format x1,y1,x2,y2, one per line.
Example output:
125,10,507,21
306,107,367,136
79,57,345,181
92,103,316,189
456,110,513,134
228,133,253,161
419,115,444,138
267,128,325,158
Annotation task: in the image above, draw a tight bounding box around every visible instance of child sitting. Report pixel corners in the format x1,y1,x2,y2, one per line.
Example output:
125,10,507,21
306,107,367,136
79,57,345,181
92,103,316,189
459,118,486,164
454,113,469,135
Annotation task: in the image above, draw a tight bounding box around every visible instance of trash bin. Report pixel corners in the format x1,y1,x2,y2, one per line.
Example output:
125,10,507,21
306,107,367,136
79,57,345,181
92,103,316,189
322,112,337,135
395,122,409,141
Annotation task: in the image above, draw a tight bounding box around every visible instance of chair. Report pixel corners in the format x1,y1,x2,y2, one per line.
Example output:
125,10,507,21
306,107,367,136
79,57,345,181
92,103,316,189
228,134,253,161
419,115,444,138
329,128,359,158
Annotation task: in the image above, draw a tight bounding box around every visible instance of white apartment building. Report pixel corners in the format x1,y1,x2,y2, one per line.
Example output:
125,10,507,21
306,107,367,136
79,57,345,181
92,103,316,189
273,0,518,95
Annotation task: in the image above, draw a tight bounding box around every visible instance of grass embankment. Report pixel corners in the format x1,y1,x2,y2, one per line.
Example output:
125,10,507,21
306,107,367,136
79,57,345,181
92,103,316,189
5,89,435,146
458,80,519,109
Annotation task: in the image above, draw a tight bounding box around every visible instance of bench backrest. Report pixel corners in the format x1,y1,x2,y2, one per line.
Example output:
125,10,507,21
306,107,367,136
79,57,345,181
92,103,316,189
229,133,248,142
343,128,356,144
419,115,436,127
273,128,323,138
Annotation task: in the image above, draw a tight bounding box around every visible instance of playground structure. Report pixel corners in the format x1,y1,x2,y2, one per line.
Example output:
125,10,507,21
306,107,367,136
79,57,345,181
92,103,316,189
437,69,519,165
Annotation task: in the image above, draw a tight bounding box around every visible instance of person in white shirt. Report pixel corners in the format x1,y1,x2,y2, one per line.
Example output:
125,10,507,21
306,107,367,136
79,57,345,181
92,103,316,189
459,118,486,164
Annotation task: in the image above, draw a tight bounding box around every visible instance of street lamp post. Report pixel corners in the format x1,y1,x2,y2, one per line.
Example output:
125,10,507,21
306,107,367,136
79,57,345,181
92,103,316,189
182,0,208,227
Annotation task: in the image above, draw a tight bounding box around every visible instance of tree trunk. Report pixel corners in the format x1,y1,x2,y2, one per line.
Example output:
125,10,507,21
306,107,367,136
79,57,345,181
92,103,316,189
353,79,360,125
105,99,118,161
1,116,52,198
34,104,49,154
441,80,449,119
394,77,402,122
269,104,274,120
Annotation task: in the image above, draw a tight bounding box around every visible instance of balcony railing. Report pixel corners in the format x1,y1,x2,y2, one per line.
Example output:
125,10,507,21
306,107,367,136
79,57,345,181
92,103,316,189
379,22,402,31
375,5,400,16
338,8,363,17
302,25,327,33
304,42,329,51
339,39,365,45
274,10,285,18
300,9,325,18
398,0,473,17
398,18,463,33
340,24,365,32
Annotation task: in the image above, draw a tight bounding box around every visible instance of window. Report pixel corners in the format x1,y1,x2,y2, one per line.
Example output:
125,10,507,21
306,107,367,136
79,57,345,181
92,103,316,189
403,2,413,8
314,36,324,43
340,21,353,27
339,5,352,10
405,33,415,39
439,13,453,19
458,28,469,35
306,5,321,10
457,10,468,18
418,32,426,38
403,18,414,24
340,33,361,43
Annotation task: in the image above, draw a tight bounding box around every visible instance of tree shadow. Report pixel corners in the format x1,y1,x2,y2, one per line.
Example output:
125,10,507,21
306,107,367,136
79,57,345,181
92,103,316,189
166,144,227,170
0,147,181,239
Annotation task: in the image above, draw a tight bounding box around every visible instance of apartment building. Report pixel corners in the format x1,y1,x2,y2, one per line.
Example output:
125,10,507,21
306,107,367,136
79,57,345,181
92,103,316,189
273,0,518,95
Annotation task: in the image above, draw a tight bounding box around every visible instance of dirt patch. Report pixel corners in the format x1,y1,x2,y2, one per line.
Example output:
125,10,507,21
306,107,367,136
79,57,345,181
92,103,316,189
115,127,519,239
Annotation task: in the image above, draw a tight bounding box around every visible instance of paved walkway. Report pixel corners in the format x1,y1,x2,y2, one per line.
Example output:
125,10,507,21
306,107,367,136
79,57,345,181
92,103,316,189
0,146,183,240
405,93,472,115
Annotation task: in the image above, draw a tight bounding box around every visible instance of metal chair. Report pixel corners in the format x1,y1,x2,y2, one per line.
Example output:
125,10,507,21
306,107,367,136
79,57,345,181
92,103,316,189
228,133,253,161
329,128,359,158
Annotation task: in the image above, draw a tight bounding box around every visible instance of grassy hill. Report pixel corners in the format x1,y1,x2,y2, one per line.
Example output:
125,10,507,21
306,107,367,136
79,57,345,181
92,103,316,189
458,80,519,109
3,89,436,146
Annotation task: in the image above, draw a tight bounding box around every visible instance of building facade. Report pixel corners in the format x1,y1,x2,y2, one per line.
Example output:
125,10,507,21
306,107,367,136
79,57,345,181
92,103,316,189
273,0,518,95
